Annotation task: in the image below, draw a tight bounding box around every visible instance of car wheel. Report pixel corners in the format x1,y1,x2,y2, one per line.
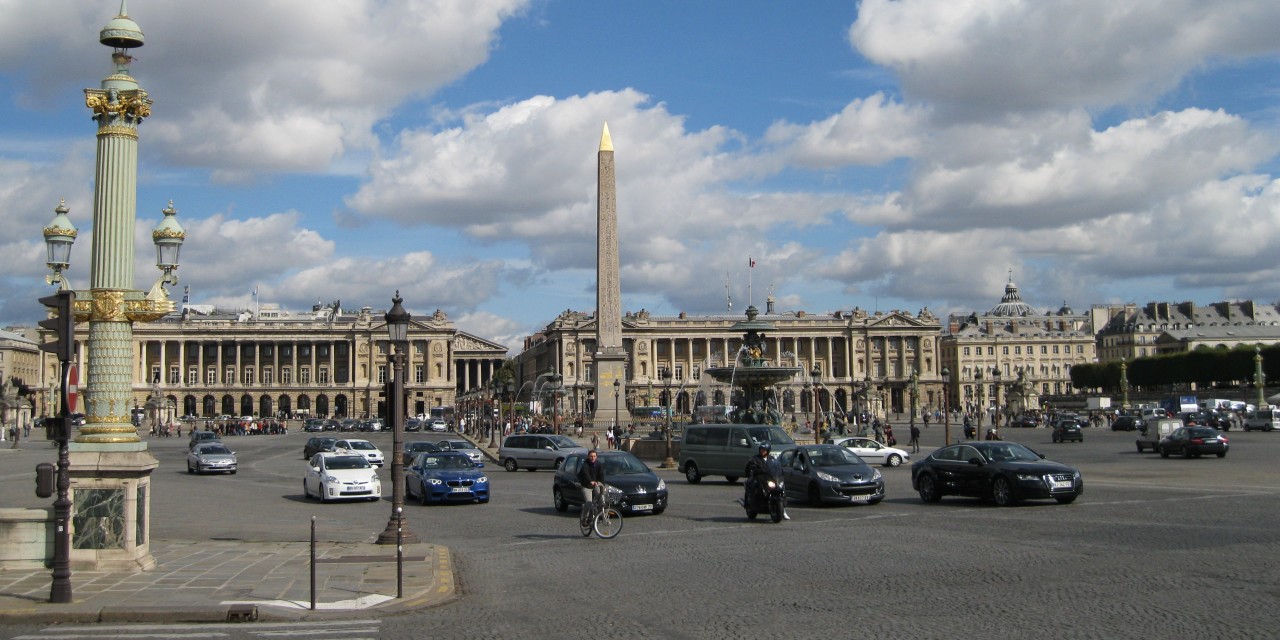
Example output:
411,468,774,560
808,483,823,506
886,454,902,467
992,477,1016,506
1055,495,1077,504
553,487,568,512
187,462,194,474
230,470,236,475
1216,451,1226,458
503,458,519,472
478,498,489,504
1052,435,1059,443
685,462,702,484
1136,442,1144,453
419,483,430,506
917,474,941,503
303,480,311,500
725,476,739,484
318,483,329,503
1159,445,1169,458
1182,447,1192,459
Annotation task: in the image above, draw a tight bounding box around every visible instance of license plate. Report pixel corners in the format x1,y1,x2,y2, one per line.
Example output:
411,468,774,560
1051,479,1073,489
631,503,653,511
450,487,470,493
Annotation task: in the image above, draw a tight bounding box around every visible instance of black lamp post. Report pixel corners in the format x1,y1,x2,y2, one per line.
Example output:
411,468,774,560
810,366,821,444
909,369,919,432
941,366,951,445
661,369,676,468
613,379,621,434
377,292,416,545
975,369,984,430
991,366,1002,435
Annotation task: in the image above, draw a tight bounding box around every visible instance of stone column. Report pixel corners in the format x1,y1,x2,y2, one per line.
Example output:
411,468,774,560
593,124,627,426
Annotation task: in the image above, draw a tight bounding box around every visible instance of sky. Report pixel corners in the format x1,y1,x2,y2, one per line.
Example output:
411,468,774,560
1,0,1278,353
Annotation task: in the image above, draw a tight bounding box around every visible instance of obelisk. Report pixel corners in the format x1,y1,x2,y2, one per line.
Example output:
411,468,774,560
593,124,627,427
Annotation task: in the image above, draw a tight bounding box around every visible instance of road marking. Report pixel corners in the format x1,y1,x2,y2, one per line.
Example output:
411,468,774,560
18,619,381,640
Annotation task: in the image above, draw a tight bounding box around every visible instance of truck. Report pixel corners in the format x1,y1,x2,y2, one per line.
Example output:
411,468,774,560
1135,417,1183,453
1085,397,1112,411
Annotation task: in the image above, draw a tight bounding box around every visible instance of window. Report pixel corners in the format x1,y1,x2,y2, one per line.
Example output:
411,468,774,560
243,367,254,385
1041,345,1047,354
225,367,235,384
188,367,198,385
1077,345,1084,353
987,347,994,356
150,366,161,384
1002,346,1009,355
1053,345,1060,354
415,365,425,384
693,365,701,381
281,367,292,384
675,365,685,381
318,368,330,384
377,365,387,384
1014,346,1021,355
963,347,970,356
300,367,311,384
206,367,217,385
262,368,273,385
169,367,180,385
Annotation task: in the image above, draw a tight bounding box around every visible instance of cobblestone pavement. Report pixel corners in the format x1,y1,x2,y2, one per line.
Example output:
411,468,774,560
3,424,1278,639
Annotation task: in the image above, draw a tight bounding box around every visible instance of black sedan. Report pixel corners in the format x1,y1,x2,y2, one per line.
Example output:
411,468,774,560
403,440,442,465
911,442,1083,507
553,451,667,515
1051,420,1083,443
778,444,883,506
1111,416,1145,432
303,436,337,459
1159,427,1228,458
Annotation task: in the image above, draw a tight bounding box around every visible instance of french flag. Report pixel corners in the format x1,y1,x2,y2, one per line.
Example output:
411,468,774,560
749,257,756,268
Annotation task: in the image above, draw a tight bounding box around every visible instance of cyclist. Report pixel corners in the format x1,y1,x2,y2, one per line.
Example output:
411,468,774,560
578,448,605,513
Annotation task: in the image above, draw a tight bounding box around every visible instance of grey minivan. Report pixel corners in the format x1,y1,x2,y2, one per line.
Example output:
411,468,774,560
498,434,589,472
679,423,796,483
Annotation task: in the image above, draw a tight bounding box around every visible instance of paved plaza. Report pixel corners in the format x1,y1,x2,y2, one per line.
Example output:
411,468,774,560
2,423,1278,639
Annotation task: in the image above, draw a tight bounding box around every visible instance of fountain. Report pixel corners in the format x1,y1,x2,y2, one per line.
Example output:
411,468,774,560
704,305,802,425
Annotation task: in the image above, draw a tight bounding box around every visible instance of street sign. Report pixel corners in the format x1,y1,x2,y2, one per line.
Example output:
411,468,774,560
67,364,78,414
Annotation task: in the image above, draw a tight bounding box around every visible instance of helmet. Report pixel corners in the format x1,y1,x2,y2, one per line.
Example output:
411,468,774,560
757,441,771,454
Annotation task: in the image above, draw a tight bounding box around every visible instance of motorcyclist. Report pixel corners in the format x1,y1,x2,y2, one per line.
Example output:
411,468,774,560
743,442,790,519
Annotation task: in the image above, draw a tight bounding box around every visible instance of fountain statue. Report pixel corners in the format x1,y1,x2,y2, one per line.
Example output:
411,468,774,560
704,306,802,425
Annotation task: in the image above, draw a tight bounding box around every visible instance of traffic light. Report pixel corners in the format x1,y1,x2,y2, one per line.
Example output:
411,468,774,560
37,290,75,362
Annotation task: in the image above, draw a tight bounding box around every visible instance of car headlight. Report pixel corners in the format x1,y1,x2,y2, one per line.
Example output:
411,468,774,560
369,475,379,483
1015,473,1041,482
428,478,444,485
325,475,339,483
816,471,839,483
871,469,882,481
656,479,666,491
476,476,488,483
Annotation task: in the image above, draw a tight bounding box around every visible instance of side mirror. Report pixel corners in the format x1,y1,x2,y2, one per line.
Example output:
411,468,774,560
476,462,485,468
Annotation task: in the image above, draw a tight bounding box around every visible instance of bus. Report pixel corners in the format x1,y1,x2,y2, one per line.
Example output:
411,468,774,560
630,406,668,419
693,405,732,423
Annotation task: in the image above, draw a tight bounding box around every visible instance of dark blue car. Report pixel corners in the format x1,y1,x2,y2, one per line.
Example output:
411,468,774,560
406,452,489,505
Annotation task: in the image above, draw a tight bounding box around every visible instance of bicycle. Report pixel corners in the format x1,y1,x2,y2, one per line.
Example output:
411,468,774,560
578,483,624,539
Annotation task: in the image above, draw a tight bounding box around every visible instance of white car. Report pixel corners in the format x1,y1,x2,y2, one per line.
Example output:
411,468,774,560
334,439,385,466
429,419,449,432
303,453,381,502
831,436,910,467
439,439,484,464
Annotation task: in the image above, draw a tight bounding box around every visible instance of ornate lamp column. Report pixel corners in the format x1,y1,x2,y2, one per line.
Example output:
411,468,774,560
810,366,821,444
661,369,675,467
378,293,417,545
40,5,186,572
1254,347,1266,411
1119,357,1129,411
941,367,951,445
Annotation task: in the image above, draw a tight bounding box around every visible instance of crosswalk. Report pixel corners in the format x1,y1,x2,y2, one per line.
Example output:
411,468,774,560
14,619,381,640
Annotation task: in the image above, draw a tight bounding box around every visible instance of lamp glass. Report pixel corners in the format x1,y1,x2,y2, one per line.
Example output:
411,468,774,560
155,238,181,270
46,235,74,268
384,292,410,343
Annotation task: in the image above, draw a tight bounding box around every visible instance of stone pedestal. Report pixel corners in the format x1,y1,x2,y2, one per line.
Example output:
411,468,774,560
592,349,627,428
67,444,157,572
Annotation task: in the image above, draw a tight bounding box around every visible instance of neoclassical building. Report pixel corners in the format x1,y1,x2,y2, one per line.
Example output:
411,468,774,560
513,298,945,421
1093,301,1280,362
941,279,1097,416
34,300,506,421
0,327,41,430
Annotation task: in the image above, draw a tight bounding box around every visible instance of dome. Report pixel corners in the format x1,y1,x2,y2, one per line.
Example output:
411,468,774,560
100,2,144,49
987,279,1035,317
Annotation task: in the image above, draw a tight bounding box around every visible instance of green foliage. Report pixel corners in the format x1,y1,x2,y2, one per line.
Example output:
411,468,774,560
1072,344,1280,391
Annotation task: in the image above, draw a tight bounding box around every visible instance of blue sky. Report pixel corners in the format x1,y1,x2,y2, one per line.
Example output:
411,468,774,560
2,1,1278,353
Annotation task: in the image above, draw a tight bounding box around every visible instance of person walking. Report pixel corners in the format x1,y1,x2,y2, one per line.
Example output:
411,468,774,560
909,424,921,453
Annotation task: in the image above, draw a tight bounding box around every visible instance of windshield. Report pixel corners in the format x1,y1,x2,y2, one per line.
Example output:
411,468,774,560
1187,427,1218,437
445,441,476,450
200,445,232,455
406,442,438,452
809,447,864,467
419,455,473,469
325,456,372,470
747,426,793,445
603,455,650,475
977,443,1041,462
348,442,376,450
546,435,579,448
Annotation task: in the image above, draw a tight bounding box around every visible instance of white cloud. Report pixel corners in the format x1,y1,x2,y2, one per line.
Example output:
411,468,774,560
851,0,1280,115
763,93,926,167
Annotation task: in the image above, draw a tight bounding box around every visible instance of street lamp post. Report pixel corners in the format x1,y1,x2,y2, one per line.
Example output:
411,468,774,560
941,367,951,445
613,379,621,435
991,367,1002,437
975,369,985,431
1119,357,1130,411
660,369,676,468
908,370,919,432
1254,347,1266,411
810,366,821,444
377,293,416,545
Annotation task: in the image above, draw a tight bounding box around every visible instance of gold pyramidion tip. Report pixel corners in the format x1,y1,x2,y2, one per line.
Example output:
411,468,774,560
600,123,613,152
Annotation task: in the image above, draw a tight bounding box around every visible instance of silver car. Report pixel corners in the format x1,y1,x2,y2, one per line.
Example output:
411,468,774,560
438,439,484,464
831,436,910,467
187,442,237,475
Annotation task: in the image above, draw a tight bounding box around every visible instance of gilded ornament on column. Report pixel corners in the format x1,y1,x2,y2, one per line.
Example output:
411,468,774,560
92,290,126,321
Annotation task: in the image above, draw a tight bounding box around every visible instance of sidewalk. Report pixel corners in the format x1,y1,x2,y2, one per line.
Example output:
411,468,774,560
0,539,454,624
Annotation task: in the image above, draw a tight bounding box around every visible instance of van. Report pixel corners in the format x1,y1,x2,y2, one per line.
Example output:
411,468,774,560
1139,407,1168,421
1135,418,1182,453
1243,408,1280,432
497,434,588,472
679,423,796,484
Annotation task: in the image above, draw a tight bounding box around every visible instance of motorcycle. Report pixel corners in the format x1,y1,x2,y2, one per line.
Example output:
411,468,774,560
742,458,787,523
